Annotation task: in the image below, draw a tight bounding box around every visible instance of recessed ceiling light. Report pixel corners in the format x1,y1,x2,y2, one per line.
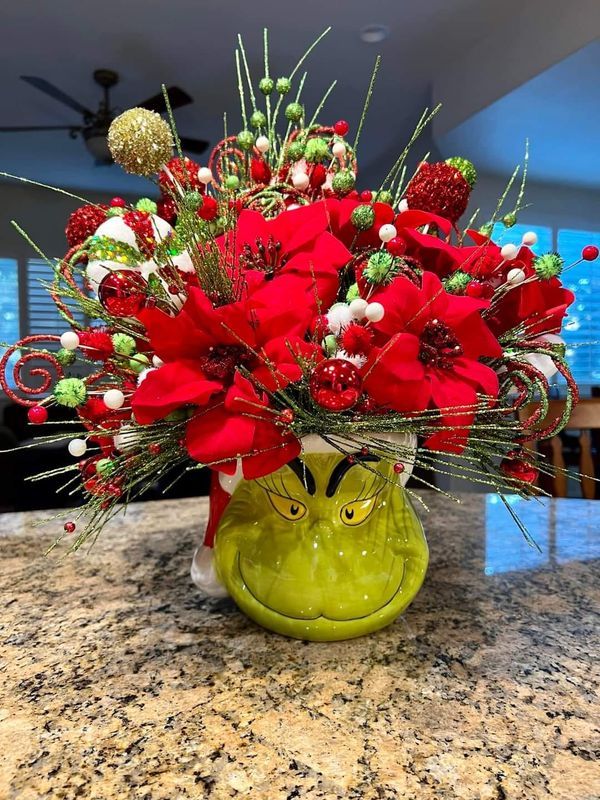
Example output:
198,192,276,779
360,24,390,44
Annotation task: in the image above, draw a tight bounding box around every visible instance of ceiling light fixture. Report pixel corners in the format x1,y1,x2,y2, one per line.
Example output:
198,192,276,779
360,24,390,44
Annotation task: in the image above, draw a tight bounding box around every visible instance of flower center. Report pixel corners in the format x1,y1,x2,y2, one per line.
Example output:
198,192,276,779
239,236,287,277
198,345,251,382
418,319,463,369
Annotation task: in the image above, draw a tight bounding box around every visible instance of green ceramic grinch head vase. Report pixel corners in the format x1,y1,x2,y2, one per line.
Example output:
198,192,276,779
192,435,428,641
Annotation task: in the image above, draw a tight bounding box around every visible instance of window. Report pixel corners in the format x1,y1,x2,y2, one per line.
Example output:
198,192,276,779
25,258,85,337
0,259,20,389
491,222,552,255
557,229,600,388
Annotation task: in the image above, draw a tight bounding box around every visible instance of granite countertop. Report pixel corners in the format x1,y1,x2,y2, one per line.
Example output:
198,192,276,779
0,492,598,800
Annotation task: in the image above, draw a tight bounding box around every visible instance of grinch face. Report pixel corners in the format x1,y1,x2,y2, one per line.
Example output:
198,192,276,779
213,453,428,641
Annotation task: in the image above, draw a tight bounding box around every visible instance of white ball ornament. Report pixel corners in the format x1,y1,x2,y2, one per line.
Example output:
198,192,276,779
326,303,354,334
103,389,125,410
507,268,526,285
378,224,397,243
152,355,164,368
500,243,519,261
68,438,87,458
197,167,213,184
349,298,368,319
398,199,409,213
365,302,385,322
522,231,538,246
332,141,346,159
292,171,310,190
255,135,270,154
60,331,80,351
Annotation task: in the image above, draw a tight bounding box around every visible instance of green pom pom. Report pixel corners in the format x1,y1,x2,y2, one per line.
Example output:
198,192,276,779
225,174,240,191
129,353,151,374
534,252,564,279
351,205,375,231
106,206,125,218
363,252,398,285
374,190,393,205
96,458,115,477
479,222,493,238
332,169,355,195
346,282,360,302
54,377,87,408
444,270,471,294
56,348,76,367
250,110,267,128
324,334,338,356
183,191,203,210
502,212,517,228
445,157,477,189
285,142,305,162
275,77,292,94
285,102,304,123
136,197,158,214
112,333,136,357
237,130,255,151
259,77,275,95
304,137,329,163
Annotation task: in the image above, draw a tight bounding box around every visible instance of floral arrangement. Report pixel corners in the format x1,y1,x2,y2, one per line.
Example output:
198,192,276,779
1,29,597,550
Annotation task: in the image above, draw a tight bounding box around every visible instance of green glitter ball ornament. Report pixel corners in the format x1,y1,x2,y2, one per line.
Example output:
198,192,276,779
444,270,472,294
56,348,76,367
351,205,376,231
304,137,329,163
332,169,355,195
324,334,338,356
136,197,158,214
374,190,393,205
285,102,304,123
225,174,240,191
54,377,87,408
106,206,126,218
259,77,275,95
479,222,494,238
363,252,398,285
534,252,564,279
96,458,115,477
183,191,203,210
237,130,255,151
285,141,305,162
346,282,360,302
275,77,292,94
445,157,477,189
112,333,136,357
250,110,267,129
502,212,517,228
129,354,151,374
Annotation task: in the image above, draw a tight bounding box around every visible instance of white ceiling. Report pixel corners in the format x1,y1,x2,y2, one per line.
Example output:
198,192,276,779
0,0,598,194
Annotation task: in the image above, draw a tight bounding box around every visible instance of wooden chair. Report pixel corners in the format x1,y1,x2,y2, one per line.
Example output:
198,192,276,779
518,399,600,499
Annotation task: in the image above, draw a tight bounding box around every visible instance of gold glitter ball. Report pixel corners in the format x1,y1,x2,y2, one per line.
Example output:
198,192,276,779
107,108,173,177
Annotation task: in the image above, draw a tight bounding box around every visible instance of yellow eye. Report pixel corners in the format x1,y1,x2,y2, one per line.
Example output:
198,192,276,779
340,495,378,526
267,492,307,522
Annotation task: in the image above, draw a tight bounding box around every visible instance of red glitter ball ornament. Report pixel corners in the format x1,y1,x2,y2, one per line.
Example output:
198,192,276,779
250,157,272,184
393,462,405,474
77,330,114,361
158,156,202,192
309,359,363,411
466,280,494,299
156,194,178,224
582,245,599,262
341,323,373,356
279,408,295,424
110,197,126,208
28,405,48,424
98,271,147,317
310,163,327,189
148,442,162,455
65,204,108,247
360,190,373,203
123,210,156,258
64,521,76,534
500,453,539,484
386,237,406,257
405,162,471,224
334,120,349,136
197,195,218,221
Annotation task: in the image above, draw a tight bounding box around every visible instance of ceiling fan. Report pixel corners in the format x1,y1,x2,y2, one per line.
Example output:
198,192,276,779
0,69,209,165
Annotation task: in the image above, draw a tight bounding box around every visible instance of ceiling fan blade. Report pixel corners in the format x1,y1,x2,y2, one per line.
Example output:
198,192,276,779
179,136,209,154
20,76,93,117
0,125,82,132
137,86,193,113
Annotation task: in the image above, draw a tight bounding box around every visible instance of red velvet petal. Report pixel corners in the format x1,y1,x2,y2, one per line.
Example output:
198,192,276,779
132,361,223,424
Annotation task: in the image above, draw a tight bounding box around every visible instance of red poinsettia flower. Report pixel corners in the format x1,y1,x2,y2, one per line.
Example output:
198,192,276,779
216,202,351,307
186,373,301,479
131,280,322,425
395,209,462,278
362,271,502,452
325,197,395,250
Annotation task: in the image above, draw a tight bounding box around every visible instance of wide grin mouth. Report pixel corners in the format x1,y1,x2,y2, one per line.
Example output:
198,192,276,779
236,552,406,622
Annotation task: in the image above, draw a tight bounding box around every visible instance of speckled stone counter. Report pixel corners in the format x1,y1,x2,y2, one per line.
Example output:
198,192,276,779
1,493,598,800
